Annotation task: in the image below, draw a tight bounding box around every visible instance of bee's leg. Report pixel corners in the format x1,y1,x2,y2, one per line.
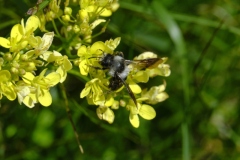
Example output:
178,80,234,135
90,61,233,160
86,64,108,70
115,73,138,109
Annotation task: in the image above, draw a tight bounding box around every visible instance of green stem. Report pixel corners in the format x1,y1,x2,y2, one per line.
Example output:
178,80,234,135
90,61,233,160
51,19,61,38
59,83,84,153
67,69,90,83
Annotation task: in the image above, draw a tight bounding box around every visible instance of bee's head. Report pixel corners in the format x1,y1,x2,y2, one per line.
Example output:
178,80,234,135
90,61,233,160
100,53,114,68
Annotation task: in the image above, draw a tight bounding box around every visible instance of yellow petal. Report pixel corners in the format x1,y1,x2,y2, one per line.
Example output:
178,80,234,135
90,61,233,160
129,113,139,128
93,92,105,105
105,37,121,51
17,86,30,104
38,32,54,51
38,89,52,107
40,51,53,61
23,93,37,108
79,59,89,75
28,35,41,48
45,72,60,86
133,71,149,83
23,72,35,83
1,84,16,101
91,19,106,29
90,41,106,55
105,96,114,107
155,92,169,103
20,41,28,49
10,24,23,42
77,45,87,56
98,8,112,17
63,57,72,71
148,64,171,77
0,37,10,48
0,70,11,82
104,108,114,124
80,86,91,98
97,107,114,124
56,66,66,83
129,81,141,94
139,104,156,120
25,15,40,33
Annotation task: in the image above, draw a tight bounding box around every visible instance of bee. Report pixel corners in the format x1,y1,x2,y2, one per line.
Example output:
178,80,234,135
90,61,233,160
92,51,163,108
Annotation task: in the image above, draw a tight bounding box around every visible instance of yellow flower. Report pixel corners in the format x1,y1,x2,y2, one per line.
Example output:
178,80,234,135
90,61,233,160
104,37,121,52
148,58,171,77
43,50,72,83
0,70,16,101
80,78,105,106
15,81,37,108
35,32,54,54
77,42,105,75
0,15,40,52
127,100,156,128
96,106,115,124
22,69,61,107
79,1,113,17
141,81,169,105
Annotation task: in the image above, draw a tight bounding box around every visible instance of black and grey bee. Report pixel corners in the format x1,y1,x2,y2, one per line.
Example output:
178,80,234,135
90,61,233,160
92,51,163,108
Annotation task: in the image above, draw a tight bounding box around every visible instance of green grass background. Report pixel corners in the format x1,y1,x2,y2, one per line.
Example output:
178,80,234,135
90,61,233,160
0,0,240,159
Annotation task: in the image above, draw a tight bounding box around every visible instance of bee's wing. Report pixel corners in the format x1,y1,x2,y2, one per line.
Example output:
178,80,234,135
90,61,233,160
125,58,163,70
115,73,138,108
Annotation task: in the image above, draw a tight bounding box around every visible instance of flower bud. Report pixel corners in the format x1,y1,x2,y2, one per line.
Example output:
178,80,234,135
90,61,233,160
25,62,36,71
11,67,19,74
111,100,119,109
62,15,71,22
73,25,80,33
73,59,80,66
4,53,12,61
120,99,126,107
12,61,20,68
19,68,26,75
79,9,88,21
20,54,28,61
64,7,72,15
46,11,55,21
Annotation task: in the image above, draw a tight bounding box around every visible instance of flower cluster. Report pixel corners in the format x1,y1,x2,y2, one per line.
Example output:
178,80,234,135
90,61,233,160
77,38,170,128
32,0,119,44
0,15,72,108
1,0,171,128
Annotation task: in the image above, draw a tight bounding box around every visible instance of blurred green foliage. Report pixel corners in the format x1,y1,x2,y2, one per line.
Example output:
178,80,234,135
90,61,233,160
1,0,240,159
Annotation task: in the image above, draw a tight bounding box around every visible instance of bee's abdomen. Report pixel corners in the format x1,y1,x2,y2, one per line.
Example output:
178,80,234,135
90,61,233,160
109,76,123,91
